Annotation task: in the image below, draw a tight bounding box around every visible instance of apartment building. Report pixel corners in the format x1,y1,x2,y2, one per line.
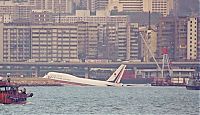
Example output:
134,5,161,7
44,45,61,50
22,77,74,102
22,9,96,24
187,17,198,60
87,23,99,59
28,0,74,14
156,16,175,60
96,0,109,10
0,23,78,62
76,21,131,61
198,17,200,61
77,0,173,16
174,17,188,61
102,23,119,61
143,0,174,17
76,22,99,60
0,23,31,62
54,10,128,24
115,22,128,60
54,10,134,61
79,0,109,12
0,1,33,23
31,24,78,62
128,23,140,60
119,0,143,12
157,16,199,61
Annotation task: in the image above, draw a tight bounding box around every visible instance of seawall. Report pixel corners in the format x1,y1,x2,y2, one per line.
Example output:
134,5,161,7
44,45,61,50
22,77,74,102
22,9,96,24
7,77,63,86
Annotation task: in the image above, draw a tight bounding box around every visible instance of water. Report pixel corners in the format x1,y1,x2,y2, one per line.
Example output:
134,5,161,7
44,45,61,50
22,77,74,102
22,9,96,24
0,86,199,115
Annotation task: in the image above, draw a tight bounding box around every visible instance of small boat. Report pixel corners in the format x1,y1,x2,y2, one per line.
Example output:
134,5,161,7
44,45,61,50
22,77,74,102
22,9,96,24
186,73,200,90
0,77,33,104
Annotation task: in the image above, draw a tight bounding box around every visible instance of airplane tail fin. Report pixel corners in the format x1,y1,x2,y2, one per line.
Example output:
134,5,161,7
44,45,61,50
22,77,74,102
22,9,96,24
106,64,126,83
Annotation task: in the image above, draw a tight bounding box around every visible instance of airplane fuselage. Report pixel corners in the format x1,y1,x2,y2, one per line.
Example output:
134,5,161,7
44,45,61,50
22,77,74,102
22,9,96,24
45,72,123,86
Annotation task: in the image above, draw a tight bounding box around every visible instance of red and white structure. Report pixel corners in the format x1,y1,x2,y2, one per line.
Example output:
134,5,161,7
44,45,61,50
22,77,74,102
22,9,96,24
161,48,173,78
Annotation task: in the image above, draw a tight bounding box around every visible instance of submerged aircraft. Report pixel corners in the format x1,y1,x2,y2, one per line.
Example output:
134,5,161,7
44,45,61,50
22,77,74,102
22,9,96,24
43,64,126,86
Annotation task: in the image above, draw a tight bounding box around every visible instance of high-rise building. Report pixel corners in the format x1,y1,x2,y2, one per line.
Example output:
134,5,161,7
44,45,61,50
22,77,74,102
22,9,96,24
0,23,3,62
0,1,33,23
86,23,99,59
156,16,175,60
54,10,138,61
128,23,140,60
76,0,173,16
28,0,74,14
31,23,78,62
96,0,109,10
197,17,200,61
143,0,174,17
116,22,128,60
0,23,31,62
108,0,173,16
0,23,79,62
85,0,109,12
78,0,87,10
76,22,99,60
157,16,199,61
187,17,198,60
119,0,143,12
13,4,33,22
174,16,188,61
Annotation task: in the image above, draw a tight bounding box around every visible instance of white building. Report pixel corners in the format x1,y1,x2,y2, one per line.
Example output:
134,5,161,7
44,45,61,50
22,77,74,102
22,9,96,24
119,0,143,12
143,0,174,17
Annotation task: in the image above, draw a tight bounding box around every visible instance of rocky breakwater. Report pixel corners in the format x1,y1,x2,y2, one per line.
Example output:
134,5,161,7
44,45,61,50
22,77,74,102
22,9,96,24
10,77,63,86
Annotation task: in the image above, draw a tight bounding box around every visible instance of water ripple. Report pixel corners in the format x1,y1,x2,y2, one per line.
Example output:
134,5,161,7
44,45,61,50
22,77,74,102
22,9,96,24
0,86,199,115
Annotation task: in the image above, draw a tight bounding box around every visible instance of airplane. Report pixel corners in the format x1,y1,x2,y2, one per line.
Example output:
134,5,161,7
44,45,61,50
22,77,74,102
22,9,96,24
43,64,126,86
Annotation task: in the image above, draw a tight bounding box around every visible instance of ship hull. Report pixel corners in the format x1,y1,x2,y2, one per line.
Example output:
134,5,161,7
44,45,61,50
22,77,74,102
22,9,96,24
186,85,200,90
0,81,33,104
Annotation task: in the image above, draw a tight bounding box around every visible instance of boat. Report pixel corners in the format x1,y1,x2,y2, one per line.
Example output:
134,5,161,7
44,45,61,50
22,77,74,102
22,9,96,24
186,73,200,90
0,77,33,104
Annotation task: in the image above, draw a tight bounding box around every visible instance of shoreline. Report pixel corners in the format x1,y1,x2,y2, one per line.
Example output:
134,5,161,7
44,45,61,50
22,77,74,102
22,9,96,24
4,77,63,86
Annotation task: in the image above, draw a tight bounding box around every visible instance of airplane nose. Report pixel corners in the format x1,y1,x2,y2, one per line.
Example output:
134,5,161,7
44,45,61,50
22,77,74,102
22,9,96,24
43,75,49,78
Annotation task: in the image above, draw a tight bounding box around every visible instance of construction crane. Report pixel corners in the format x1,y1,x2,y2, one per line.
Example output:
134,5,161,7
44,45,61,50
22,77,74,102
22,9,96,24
140,31,173,78
139,32,162,72
140,11,173,78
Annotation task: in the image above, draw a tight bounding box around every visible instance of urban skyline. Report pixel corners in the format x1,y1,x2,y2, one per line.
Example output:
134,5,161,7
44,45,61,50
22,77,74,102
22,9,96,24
0,0,199,62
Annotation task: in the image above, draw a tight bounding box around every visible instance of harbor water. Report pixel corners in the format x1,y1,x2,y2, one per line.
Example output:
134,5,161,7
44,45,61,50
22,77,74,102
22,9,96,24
0,86,199,115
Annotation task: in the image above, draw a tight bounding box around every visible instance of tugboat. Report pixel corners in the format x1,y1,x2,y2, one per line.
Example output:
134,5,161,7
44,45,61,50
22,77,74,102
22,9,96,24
0,76,33,104
186,73,200,90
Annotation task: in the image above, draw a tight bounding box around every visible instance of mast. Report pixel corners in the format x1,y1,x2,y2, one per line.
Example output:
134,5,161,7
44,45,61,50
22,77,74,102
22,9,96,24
148,11,151,30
